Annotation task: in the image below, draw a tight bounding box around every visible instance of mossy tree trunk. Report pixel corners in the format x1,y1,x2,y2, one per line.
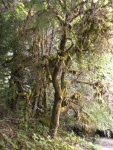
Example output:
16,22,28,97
9,52,24,111
49,64,63,138
49,31,67,137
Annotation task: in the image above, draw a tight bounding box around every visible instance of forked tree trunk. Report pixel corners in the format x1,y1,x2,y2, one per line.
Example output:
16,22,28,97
49,31,67,137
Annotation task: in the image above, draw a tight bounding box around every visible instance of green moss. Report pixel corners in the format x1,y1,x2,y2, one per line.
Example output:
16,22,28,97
39,118,51,127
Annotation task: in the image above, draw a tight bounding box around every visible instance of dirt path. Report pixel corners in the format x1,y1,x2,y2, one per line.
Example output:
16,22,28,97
100,138,113,150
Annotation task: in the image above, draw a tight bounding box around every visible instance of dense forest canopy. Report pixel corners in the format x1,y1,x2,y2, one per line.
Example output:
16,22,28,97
0,0,113,145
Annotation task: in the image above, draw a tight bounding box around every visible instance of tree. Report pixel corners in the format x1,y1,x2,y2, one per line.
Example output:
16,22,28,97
47,0,113,137
0,0,113,138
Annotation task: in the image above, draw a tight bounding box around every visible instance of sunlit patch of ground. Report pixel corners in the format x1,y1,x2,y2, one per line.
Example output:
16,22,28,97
100,138,113,150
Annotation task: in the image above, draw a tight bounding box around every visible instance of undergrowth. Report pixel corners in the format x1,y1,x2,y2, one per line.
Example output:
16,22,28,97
0,119,101,150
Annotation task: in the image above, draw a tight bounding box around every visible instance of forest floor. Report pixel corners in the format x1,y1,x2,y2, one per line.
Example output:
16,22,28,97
1,119,113,150
100,138,113,150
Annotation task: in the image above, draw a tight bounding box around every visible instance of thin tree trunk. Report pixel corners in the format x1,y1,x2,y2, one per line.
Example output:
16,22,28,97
49,92,62,137
49,30,67,137
49,64,63,138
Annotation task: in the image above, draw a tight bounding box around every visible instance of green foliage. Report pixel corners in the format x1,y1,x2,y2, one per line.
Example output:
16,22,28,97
14,2,27,20
0,0,113,141
82,101,113,131
0,121,101,150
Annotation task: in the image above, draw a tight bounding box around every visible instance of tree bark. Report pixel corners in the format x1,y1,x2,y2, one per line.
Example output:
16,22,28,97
49,30,66,137
49,64,63,138
49,91,62,137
